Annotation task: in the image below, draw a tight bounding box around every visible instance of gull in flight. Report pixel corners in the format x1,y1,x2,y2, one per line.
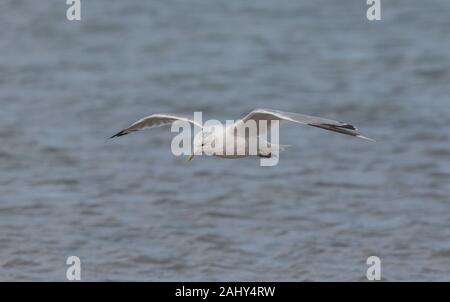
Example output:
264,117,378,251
110,108,374,160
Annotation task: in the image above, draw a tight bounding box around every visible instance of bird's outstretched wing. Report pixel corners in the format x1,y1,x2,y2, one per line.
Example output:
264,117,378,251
235,108,374,141
110,113,202,138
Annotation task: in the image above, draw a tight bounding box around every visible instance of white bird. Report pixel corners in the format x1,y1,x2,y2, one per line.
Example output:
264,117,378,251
110,108,374,160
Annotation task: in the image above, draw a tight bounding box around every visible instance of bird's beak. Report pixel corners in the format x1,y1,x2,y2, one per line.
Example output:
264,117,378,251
187,154,194,161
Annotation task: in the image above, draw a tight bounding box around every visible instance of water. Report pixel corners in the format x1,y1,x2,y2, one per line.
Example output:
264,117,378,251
0,0,450,281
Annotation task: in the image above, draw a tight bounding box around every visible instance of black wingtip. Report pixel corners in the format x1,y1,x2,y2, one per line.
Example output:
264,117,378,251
338,123,357,131
110,130,127,139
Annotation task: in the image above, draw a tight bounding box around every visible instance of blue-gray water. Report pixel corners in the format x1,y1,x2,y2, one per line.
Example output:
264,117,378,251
1,0,450,281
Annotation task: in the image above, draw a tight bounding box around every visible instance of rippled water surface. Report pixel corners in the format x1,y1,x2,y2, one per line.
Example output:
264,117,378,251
1,0,450,281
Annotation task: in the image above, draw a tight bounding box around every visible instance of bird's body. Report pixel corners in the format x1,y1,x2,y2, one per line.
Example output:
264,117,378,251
111,108,374,161
193,123,275,159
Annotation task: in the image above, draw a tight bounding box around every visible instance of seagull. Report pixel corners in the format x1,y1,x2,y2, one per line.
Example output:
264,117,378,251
110,108,374,160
